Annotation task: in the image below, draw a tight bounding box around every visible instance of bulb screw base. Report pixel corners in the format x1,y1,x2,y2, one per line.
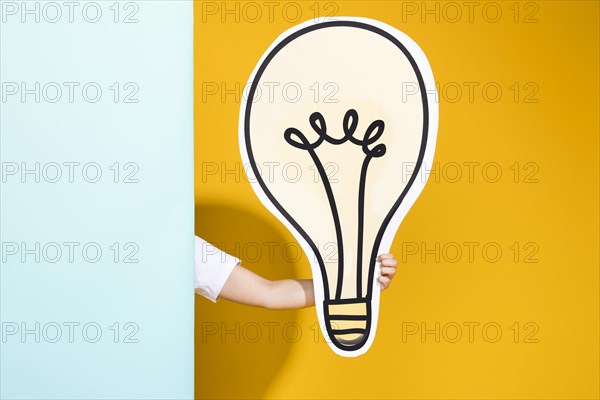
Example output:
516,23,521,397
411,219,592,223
323,298,372,351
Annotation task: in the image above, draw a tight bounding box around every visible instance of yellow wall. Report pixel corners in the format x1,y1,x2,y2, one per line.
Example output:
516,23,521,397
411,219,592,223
194,1,599,398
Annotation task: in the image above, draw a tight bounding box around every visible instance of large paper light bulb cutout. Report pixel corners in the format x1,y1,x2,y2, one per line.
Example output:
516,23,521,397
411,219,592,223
239,18,438,357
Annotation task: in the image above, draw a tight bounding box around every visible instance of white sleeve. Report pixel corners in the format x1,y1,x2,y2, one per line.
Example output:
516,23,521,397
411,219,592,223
194,235,240,302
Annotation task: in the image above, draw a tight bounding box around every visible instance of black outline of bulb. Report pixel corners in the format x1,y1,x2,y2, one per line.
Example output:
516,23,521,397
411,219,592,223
241,20,432,354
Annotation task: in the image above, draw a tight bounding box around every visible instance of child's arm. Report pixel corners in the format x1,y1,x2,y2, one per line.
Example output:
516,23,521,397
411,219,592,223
218,266,314,310
218,254,398,310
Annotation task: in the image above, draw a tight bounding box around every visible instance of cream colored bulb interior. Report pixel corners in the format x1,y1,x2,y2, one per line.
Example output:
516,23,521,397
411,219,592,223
248,26,424,301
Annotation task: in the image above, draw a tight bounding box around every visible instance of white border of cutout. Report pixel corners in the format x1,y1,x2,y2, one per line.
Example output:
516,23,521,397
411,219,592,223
239,16,439,357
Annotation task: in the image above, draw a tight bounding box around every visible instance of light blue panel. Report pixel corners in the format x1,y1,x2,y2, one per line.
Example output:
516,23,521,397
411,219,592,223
0,1,194,398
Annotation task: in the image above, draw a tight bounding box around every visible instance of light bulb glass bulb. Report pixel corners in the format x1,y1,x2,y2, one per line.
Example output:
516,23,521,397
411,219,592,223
240,17,438,357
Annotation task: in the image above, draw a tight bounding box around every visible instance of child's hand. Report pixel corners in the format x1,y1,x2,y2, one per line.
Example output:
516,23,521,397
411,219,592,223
377,253,398,290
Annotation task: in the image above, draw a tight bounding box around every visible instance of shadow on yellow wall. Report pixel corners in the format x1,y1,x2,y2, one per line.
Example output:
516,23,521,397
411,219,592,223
194,203,302,399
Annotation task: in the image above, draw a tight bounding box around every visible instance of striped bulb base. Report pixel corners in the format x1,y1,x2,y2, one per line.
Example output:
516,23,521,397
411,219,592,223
323,298,372,351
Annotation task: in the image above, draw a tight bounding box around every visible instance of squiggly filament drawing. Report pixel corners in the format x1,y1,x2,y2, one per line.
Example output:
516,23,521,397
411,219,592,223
284,109,386,348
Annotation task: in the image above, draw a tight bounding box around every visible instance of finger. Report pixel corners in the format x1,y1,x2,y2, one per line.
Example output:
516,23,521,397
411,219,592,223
378,275,391,290
380,266,396,278
377,253,393,262
380,258,397,268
